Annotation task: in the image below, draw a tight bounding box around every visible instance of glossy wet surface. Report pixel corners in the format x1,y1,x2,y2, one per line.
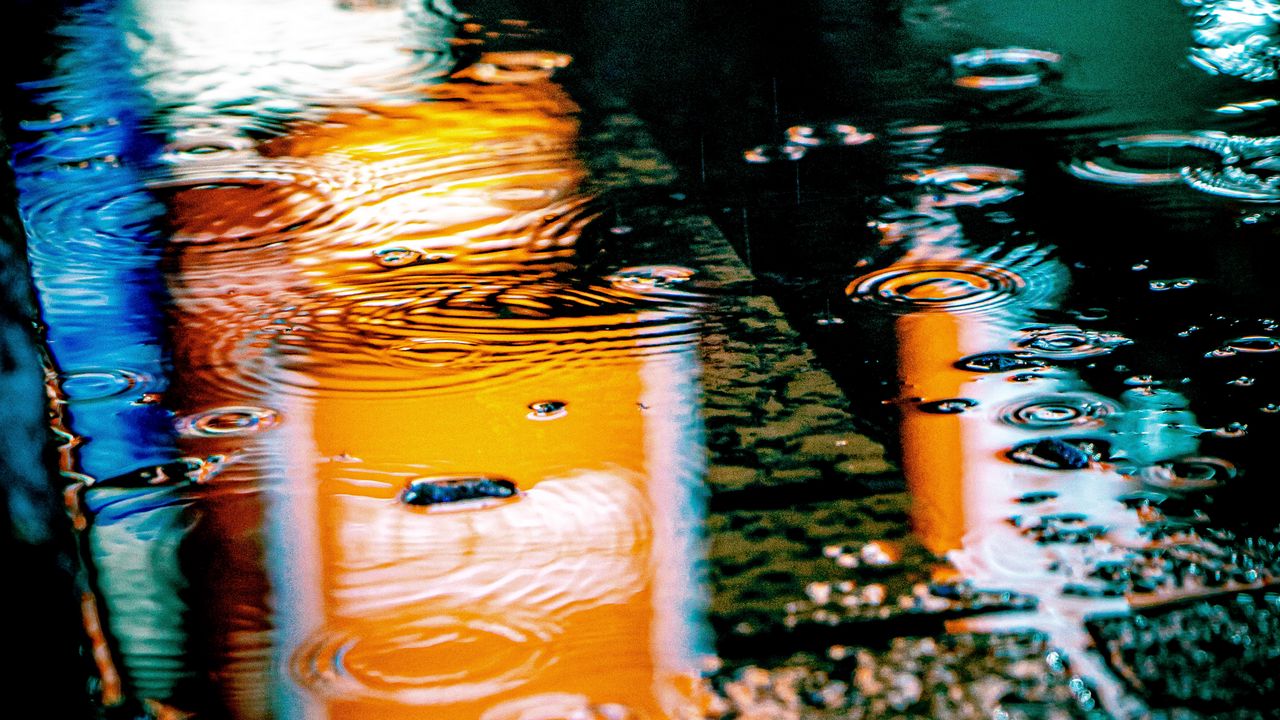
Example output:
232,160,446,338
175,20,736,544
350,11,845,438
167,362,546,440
7,0,1280,718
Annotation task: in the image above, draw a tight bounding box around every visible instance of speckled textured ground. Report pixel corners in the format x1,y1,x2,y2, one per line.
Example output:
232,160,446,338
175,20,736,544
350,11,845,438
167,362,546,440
569,87,1280,719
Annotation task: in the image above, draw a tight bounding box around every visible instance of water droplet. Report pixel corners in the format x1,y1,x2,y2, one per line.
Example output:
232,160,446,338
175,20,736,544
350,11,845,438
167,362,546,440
293,611,557,705
999,393,1118,429
1228,376,1256,387
1184,163,1280,203
526,400,567,420
59,368,152,402
1211,422,1249,438
847,261,1036,314
1117,490,1168,509
917,398,978,414
399,475,518,507
372,247,453,268
950,47,1062,91
175,406,281,437
605,265,696,292
1262,403,1280,413
1223,336,1280,354
1066,133,1233,186
1017,325,1132,360
1124,375,1162,387
1150,277,1198,291
906,165,1023,207
1134,456,1236,492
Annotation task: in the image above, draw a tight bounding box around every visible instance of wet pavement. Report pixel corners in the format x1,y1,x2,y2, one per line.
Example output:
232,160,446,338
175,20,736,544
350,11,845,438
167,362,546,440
3,0,1279,718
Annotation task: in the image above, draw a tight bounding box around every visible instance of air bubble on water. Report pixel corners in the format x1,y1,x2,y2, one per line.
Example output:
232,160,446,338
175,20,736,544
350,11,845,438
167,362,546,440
1067,133,1233,186
609,225,633,235
1262,403,1280,413
373,247,422,268
1211,422,1249,438
848,257,1054,315
59,368,154,402
1124,375,1162,387
527,400,568,421
1184,163,1280,203
176,405,281,437
1017,325,1132,360
606,265,696,292
1150,277,1198,291
999,393,1117,429
1228,376,1256,387
950,47,1062,91
1222,336,1280,354
905,165,1023,208
1134,456,1236,491
917,398,978,414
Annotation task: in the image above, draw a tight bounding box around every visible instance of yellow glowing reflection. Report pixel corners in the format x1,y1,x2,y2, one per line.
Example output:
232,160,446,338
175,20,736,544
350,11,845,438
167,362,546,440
161,60,703,720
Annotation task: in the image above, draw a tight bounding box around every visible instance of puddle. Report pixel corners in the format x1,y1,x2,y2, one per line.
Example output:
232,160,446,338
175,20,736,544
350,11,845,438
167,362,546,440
7,0,1280,718
12,1,708,718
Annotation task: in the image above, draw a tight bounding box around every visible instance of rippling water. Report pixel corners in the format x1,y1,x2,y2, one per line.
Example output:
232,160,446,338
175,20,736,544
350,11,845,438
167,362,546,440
10,0,1280,718
533,0,1279,716
13,1,708,717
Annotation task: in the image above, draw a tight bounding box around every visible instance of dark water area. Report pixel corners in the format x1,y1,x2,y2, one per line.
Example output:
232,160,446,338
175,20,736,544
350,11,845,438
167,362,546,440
535,0,1279,440
3,0,1280,718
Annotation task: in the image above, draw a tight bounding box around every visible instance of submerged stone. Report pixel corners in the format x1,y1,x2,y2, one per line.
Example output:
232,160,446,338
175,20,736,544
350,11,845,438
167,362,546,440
399,475,518,506
1008,437,1110,469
